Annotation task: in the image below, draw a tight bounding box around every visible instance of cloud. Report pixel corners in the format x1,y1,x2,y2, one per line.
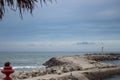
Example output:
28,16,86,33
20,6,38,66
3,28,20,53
0,0,120,46
0,40,120,52
76,42,96,45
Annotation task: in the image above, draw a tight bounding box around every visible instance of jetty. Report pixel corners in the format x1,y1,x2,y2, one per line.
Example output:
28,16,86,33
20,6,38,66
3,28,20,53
1,53,120,80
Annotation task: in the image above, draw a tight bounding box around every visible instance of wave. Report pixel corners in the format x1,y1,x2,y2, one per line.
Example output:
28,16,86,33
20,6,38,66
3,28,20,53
0,65,45,70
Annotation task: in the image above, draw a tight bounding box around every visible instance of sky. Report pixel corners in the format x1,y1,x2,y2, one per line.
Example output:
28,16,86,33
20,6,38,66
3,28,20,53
0,0,120,52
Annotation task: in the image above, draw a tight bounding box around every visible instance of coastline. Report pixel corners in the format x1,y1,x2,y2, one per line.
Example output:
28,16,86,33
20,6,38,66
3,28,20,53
0,53,120,80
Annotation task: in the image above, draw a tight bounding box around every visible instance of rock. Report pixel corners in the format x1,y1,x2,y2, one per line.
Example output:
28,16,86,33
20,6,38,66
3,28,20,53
57,70,62,75
85,54,120,61
43,57,67,67
18,72,28,79
62,66,69,73
49,78,56,80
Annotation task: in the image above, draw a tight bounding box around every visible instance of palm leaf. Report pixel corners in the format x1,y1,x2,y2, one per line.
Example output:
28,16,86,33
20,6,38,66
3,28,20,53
0,0,54,20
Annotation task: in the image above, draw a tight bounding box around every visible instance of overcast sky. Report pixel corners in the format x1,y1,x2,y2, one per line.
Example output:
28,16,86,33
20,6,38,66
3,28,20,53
0,0,120,52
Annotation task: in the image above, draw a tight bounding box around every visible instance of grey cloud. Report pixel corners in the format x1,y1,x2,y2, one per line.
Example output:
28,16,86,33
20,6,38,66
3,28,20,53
76,42,96,45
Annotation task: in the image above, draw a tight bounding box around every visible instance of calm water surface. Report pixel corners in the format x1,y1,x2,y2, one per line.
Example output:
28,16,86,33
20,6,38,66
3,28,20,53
102,60,120,80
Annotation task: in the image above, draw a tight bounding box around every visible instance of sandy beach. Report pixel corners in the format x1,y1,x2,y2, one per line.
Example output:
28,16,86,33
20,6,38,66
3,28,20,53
0,54,120,80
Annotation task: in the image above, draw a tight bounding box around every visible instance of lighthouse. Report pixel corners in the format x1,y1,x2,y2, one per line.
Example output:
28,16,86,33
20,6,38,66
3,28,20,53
101,46,104,54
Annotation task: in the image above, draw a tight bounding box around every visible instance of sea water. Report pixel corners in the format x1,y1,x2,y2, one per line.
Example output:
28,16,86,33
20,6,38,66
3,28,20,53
102,60,120,80
102,60,120,65
0,52,84,71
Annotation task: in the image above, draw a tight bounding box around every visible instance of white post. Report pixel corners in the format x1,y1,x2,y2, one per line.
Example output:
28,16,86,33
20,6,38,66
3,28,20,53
102,46,104,54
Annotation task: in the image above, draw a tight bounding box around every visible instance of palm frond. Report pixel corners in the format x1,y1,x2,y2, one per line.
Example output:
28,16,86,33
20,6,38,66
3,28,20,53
0,0,54,20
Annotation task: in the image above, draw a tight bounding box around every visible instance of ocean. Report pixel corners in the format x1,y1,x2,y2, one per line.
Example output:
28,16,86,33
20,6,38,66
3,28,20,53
0,52,120,80
102,60,120,80
0,52,85,70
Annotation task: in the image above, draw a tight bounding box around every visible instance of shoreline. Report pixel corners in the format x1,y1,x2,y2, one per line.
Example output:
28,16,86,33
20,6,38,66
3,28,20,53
0,53,120,80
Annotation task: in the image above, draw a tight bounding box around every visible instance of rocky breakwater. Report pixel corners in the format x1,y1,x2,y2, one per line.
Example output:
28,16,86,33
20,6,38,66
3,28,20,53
11,54,120,80
85,53,120,61
43,55,118,70
83,53,120,80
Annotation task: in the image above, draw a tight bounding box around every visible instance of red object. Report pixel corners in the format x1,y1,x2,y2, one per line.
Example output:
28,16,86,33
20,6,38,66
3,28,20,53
1,66,14,80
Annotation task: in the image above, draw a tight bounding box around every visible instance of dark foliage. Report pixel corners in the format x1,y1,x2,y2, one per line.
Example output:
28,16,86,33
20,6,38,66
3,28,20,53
0,0,54,19
4,62,11,66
